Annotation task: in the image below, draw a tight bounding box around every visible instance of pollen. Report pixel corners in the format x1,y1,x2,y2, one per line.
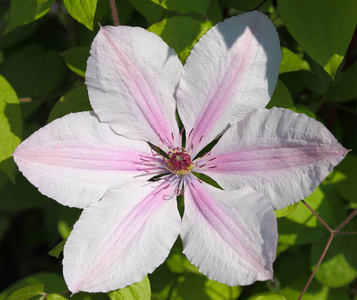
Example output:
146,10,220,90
166,148,194,175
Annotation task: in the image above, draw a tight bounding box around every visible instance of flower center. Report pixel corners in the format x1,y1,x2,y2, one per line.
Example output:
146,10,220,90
166,148,194,175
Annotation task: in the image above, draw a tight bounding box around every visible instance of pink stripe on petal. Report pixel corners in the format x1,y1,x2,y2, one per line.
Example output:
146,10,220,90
201,108,348,209
87,26,182,150
64,181,181,293
16,147,143,171
209,145,344,174
14,112,153,208
181,180,277,286
177,12,281,156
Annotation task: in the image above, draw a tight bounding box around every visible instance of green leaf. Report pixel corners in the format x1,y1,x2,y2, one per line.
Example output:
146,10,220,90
278,0,357,80
47,295,67,300
279,47,310,74
108,276,151,300
218,0,264,10
274,203,298,218
150,0,210,15
333,154,357,203
166,253,199,274
278,187,336,245
4,0,55,35
47,85,92,123
329,62,357,102
8,284,44,300
280,278,350,300
56,206,81,239
0,75,22,182
0,272,107,300
0,45,66,98
311,235,357,288
129,0,165,25
274,250,311,287
302,59,332,96
172,272,242,300
0,172,48,213
48,239,66,259
148,16,213,64
63,0,98,30
266,80,295,110
0,215,10,243
292,104,316,119
248,294,286,300
61,47,90,77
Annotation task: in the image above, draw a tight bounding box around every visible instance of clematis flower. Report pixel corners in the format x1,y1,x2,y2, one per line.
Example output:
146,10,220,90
14,11,347,293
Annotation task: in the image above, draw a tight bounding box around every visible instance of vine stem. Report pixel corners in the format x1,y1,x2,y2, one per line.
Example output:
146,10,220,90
298,207,357,299
297,233,334,300
59,290,71,295
253,0,268,10
109,0,119,26
301,200,332,232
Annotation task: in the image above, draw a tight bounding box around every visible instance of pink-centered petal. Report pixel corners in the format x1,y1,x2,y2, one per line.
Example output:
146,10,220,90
181,180,277,286
14,112,152,208
63,181,181,293
86,26,182,151
177,11,281,156
200,107,348,209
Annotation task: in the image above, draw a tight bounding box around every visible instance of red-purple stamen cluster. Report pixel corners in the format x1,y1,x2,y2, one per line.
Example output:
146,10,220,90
166,148,194,175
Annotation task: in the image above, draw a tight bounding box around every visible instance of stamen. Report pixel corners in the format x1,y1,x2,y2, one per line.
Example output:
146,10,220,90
180,127,185,136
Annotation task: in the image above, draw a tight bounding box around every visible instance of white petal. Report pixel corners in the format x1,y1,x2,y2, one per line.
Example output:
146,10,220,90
177,11,281,156
14,112,153,208
200,108,348,209
86,26,182,151
63,181,181,293
181,180,277,286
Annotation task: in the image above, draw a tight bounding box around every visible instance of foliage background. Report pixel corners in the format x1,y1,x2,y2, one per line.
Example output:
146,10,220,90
0,0,357,299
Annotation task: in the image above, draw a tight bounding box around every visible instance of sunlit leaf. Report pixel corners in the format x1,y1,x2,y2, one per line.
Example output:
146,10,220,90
108,276,151,300
148,16,212,64
63,0,98,30
166,253,199,274
47,295,67,300
274,203,299,218
311,235,357,288
150,0,210,15
278,187,336,245
248,293,286,300
48,239,66,259
0,75,22,183
47,85,91,123
278,0,357,79
279,47,310,74
266,80,294,110
280,278,350,300
333,154,357,204
61,47,90,77
7,284,44,300
172,272,242,300
4,0,55,35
